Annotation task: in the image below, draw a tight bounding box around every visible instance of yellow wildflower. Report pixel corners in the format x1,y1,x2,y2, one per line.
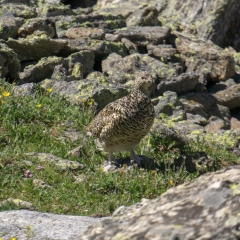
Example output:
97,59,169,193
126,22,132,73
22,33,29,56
1,100,4,104
99,166,104,171
47,88,52,93
151,170,157,176
2,91,10,97
36,104,42,108
169,180,174,186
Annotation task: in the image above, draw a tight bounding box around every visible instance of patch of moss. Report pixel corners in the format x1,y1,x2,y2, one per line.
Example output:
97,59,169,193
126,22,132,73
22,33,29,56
203,130,238,148
71,63,82,79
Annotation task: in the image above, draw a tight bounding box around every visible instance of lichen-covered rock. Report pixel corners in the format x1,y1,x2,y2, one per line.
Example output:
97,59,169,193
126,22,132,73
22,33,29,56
40,78,89,104
0,43,21,80
6,34,67,62
121,37,138,53
208,78,237,93
179,98,208,119
174,151,216,173
231,117,240,130
25,152,85,170
91,12,127,30
173,121,205,136
115,26,171,46
154,91,186,124
213,84,240,109
151,122,188,149
36,3,75,17
0,4,37,19
157,0,240,51
102,53,178,95
0,210,104,240
51,64,67,81
62,38,128,58
18,18,56,38
126,6,160,27
0,0,36,4
33,179,51,188
0,16,24,40
207,104,231,128
55,14,126,38
186,113,208,126
229,48,240,73
46,51,95,81
205,116,228,133
147,44,177,61
95,1,147,18
0,198,33,210
67,146,84,159
13,82,36,96
65,50,95,79
190,102,231,133
40,77,128,110
91,83,129,110
157,72,199,95
175,33,235,82
66,27,106,40
19,56,63,83
80,166,240,240
86,71,107,83
180,92,216,113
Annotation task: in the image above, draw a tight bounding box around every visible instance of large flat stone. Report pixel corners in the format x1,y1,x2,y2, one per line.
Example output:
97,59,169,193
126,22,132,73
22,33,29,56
0,210,105,240
80,166,240,239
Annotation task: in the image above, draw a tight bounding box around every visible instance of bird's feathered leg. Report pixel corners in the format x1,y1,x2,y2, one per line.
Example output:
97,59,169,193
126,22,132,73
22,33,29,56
108,152,116,164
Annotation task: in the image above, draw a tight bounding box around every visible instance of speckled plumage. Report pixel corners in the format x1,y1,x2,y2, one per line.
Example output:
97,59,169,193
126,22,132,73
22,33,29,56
84,71,155,165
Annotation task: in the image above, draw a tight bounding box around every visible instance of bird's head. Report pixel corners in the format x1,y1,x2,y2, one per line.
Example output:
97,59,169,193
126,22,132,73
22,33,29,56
135,71,153,92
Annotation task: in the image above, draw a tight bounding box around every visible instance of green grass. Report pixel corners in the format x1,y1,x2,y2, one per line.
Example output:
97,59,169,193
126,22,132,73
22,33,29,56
0,80,238,216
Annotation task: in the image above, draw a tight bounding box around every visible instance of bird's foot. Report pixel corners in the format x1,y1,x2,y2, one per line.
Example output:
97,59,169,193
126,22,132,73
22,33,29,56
110,159,121,167
130,156,143,168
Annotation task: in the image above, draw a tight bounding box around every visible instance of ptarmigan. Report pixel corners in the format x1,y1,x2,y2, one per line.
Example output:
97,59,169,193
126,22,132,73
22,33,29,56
84,71,155,166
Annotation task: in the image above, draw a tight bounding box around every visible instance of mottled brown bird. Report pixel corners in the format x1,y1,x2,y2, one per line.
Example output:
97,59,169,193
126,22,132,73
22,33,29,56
84,71,155,165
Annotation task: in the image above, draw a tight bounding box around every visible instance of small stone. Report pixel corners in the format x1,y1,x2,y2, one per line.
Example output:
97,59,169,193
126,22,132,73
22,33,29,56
67,146,84,158
0,198,33,210
22,160,34,166
231,117,240,130
25,152,85,171
73,175,87,184
205,116,229,133
33,179,51,189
